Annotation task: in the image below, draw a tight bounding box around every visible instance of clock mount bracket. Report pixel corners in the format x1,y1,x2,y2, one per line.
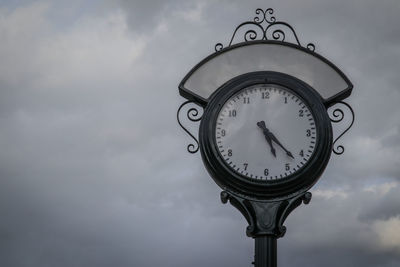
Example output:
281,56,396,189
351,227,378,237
221,190,312,238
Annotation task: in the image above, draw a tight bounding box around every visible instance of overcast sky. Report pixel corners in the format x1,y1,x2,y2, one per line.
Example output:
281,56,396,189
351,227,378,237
0,0,399,266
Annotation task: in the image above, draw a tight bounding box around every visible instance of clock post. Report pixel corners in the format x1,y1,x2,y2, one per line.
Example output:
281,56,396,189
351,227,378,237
255,236,276,267
177,8,354,267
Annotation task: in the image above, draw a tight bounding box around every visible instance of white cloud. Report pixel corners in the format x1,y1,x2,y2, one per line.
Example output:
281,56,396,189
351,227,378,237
36,11,146,89
175,2,206,23
2,3,145,93
364,181,399,196
313,188,349,199
0,2,50,86
373,216,400,252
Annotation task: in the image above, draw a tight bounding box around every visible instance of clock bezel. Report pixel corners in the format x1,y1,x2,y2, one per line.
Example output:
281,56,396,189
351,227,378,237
199,71,333,200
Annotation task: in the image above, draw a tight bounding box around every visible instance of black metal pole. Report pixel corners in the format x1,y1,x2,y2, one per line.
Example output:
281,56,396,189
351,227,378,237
254,235,277,267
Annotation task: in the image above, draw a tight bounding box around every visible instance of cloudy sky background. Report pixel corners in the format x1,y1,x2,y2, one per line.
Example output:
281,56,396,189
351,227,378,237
0,0,399,266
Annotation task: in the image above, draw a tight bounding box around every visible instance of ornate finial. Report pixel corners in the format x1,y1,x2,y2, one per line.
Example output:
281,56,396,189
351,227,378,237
215,8,315,52
254,8,276,24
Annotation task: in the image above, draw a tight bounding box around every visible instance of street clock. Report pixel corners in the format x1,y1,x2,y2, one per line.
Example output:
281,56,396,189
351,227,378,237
200,71,332,200
177,8,354,267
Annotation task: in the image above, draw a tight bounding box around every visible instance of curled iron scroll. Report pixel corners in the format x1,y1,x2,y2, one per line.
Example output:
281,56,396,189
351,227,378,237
177,101,203,153
328,101,355,155
215,8,315,52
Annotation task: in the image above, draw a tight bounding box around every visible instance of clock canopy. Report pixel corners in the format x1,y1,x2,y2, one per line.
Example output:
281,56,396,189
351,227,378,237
179,41,352,107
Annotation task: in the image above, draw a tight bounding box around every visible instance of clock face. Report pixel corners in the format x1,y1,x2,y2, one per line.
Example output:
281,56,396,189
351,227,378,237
215,84,317,181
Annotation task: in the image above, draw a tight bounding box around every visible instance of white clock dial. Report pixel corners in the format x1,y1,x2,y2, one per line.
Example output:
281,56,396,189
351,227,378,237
215,84,317,181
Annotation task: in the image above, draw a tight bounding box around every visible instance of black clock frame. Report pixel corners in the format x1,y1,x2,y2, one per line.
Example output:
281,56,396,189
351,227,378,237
199,71,332,201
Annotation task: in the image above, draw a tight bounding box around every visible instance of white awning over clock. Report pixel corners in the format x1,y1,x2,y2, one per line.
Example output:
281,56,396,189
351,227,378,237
179,41,352,106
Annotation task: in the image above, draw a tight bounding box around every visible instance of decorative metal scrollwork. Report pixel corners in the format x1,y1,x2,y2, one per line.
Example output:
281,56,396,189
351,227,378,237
328,101,355,155
177,101,203,153
215,8,315,52
221,190,312,238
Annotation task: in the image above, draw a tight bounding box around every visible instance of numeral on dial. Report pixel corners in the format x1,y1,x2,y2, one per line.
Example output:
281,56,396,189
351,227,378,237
243,163,248,171
285,163,290,171
261,92,270,99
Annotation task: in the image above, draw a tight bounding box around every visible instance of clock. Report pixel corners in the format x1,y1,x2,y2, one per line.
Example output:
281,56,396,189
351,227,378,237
215,83,317,180
199,72,333,200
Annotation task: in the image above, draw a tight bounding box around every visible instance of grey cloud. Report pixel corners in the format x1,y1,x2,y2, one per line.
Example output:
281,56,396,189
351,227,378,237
358,188,400,222
0,0,400,267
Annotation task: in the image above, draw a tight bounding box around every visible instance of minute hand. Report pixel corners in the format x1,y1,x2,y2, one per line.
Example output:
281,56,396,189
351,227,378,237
267,132,294,159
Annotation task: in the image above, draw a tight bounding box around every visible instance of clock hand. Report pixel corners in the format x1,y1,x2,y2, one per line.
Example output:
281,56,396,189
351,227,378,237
267,131,295,159
257,121,276,158
265,135,277,158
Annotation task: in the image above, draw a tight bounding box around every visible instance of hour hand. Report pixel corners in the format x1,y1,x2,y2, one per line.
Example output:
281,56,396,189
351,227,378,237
265,135,276,157
257,121,276,158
